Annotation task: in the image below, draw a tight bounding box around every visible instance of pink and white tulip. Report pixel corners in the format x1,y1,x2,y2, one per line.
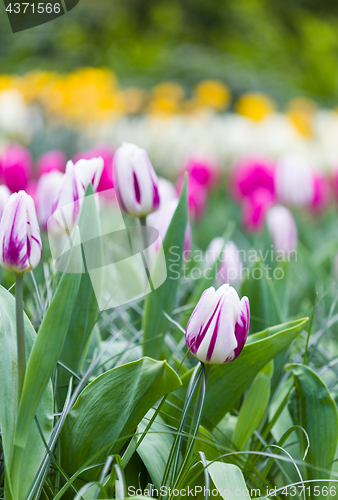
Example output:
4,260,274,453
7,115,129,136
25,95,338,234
266,205,298,256
186,284,250,364
0,190,42,274
36,170,64,230
73,145,114,192
113,142,160,217
3,143,32,192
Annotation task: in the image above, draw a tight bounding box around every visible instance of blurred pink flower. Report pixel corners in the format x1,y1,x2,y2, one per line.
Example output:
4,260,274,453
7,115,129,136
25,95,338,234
36,171,64,230
177,175,207,220
73,145,114,193
231,157,276,201
37,149,66,176
3,143,32,192
242,187,275,232
183,157,219,189
311,173,330,212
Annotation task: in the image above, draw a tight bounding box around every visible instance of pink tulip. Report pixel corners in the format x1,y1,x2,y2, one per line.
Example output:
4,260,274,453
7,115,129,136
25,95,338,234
37,149,66,176
311,173,330,212
3,143,32,192
183,157,219,190
177,175,207,220
242,187,275,232
231,157,275,201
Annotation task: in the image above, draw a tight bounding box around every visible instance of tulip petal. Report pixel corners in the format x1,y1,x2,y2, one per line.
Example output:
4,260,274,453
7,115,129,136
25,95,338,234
233,296,250,360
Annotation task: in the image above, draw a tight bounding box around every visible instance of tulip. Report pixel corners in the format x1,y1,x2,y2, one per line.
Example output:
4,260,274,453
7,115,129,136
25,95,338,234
275,154,314,206
3,143,32,192
0,184,11,220
266,205,298,256
185,284,250,364
73,145,114,192
0,190,42,274
242,187,274,232
177,175,207,220
183,157,219,190
113,142,160,217
36,170,64,230
37,149,66,176
206,238,243,288
230,157,276,201
311,173,330,212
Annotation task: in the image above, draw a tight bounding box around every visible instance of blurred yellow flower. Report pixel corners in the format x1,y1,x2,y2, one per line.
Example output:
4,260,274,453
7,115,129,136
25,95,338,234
194,79,231,111
236,92,275,121
123,87,148,115
286,97,316,137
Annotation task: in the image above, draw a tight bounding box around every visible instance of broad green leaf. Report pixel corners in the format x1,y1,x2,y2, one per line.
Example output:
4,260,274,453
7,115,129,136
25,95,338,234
142,177,187,359
164,318,308,429
13,229,82,451
233,360,273,450
61,357,182,481
58,183,103,404
137,409,175,490
286,363,338,486
0,285,53,500
207,461,252,500
241,259,280,334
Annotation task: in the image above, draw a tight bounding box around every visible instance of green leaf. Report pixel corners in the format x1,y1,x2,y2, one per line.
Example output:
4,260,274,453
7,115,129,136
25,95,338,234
286,363,338,484
61,357,182,482
164,318,308,429
13,228,82,450
0,285,53,500
142,177,187,359
241,259,280,334
207,461,252,500
137,409,175,490
233,360,274,450
58,183,103,404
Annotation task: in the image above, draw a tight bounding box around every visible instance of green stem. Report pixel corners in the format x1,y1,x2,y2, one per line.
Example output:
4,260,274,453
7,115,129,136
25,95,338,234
139,216,154,291
15,274,25,404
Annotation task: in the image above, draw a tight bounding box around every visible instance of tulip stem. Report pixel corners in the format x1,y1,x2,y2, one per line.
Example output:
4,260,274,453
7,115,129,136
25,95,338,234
15,274,26,404
139,216,154,291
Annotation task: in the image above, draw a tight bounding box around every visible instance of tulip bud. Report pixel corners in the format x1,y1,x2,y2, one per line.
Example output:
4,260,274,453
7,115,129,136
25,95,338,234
0,184,11,220
36,171,64,230
266,205,298,256
206,238,243,288
3,143,32,192
113,142,160,217
37,149,66,176
0,190,42,274
73,145,114,192
186,284,250,364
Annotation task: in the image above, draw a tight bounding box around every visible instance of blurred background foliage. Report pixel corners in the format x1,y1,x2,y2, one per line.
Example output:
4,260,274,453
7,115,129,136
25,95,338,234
1,0,338,104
